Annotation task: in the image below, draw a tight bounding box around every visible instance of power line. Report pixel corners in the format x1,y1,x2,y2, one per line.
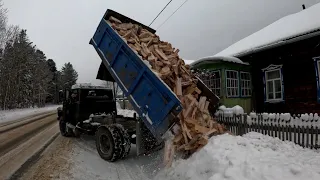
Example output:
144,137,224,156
149,0,173,26
156,0,189,30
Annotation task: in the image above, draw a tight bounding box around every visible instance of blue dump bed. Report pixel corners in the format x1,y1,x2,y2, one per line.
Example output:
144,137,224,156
89,10,182,140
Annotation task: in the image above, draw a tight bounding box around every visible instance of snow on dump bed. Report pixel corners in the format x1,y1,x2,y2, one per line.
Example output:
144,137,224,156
215,3,320,57
0,105,60,123
155,132,320,180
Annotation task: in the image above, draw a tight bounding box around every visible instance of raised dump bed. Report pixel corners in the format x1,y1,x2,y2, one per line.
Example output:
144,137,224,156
89,9,182,140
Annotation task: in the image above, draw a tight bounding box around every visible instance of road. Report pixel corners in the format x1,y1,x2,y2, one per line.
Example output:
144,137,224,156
16,134,164,180
0,111,165,180
0,112,59,180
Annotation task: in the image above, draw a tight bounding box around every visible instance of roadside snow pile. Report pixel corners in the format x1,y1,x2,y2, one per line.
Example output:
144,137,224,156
0,105,60,123
116,102,138,118
155,132,320,180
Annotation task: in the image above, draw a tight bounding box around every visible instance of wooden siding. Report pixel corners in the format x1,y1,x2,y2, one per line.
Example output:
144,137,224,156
241,35,320,114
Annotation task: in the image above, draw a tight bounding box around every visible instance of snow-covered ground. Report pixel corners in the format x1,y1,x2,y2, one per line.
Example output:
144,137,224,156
70,135,164,180
0,105,60,123
155,132,320,180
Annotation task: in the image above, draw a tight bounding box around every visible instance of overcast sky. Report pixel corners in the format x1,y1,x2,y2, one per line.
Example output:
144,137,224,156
3,0,320,84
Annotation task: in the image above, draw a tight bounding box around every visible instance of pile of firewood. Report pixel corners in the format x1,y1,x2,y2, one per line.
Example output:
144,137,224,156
107,17,228,164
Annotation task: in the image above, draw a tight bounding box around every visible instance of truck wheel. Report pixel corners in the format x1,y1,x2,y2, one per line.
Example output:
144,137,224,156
114,124,131,159
59,120,72,137
95,125,122,162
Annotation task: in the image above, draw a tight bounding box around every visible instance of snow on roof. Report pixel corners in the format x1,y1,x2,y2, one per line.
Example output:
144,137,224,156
183,59,195,65
215,3,320,57
190,56,249,67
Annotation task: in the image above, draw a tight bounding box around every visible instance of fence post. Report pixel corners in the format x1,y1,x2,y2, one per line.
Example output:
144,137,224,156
315,127,319,149
306,125,310,148
243,114,247,135
311,126,314,149
238,114,246,136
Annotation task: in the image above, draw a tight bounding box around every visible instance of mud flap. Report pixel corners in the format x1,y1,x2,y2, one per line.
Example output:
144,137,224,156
136,119,165,156
136,119,145,156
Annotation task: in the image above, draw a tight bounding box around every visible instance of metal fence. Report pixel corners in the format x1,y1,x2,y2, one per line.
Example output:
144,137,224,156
217,114,320,149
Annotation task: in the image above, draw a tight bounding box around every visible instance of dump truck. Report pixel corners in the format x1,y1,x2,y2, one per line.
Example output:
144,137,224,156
59,9,219,162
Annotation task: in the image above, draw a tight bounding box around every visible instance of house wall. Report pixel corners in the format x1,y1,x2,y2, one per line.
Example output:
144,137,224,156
194,62,252,113
240,35,320,114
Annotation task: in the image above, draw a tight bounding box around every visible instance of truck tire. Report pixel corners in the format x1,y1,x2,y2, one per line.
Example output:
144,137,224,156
59,120,73,137
114,124,131,159
95,125,122,162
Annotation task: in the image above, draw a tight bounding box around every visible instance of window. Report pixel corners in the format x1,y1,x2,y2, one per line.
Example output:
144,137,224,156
312,57,320,103
240,72,251,96
262,64,284,102
209,71,221,96
195,70,221,96
226,70,239,97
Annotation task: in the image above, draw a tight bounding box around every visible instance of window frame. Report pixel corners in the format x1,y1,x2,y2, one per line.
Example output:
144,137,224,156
196,70,221,97
262,64,284,103
312,56,320,103
240,71,252,97
209,70,221,97
225,70,240,97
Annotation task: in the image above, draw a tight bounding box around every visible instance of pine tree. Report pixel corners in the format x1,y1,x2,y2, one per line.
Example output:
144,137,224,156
46,59,58,103
61,62,78,89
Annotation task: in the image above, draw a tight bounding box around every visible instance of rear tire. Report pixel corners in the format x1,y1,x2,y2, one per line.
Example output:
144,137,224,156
95,125,122,162
114,124,131,159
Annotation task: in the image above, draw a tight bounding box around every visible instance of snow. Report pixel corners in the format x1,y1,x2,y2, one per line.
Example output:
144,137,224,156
116,102,138,118
249,112,257,119
215,3,320,57
0,105,60,123
71,83,110,89
215,105,244,117
220,111,320,128
183,59,195,65
155,132,320,180
233,105,244,115
190,56,249,67
70,135,163,180
90,122,101,126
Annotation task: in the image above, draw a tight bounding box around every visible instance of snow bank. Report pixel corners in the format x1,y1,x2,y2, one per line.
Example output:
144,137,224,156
155,132,320,180
215,3,320,57
0,105,60,123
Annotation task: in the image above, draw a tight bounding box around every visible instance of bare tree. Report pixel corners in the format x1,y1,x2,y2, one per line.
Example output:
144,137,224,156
0,0,7,48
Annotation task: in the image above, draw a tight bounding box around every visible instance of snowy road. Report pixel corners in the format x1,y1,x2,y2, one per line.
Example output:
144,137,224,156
0,113,59,180
18,134,165,180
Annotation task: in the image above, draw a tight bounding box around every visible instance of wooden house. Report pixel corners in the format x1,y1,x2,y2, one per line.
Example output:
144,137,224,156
190,56,252,113
212,3,320,114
